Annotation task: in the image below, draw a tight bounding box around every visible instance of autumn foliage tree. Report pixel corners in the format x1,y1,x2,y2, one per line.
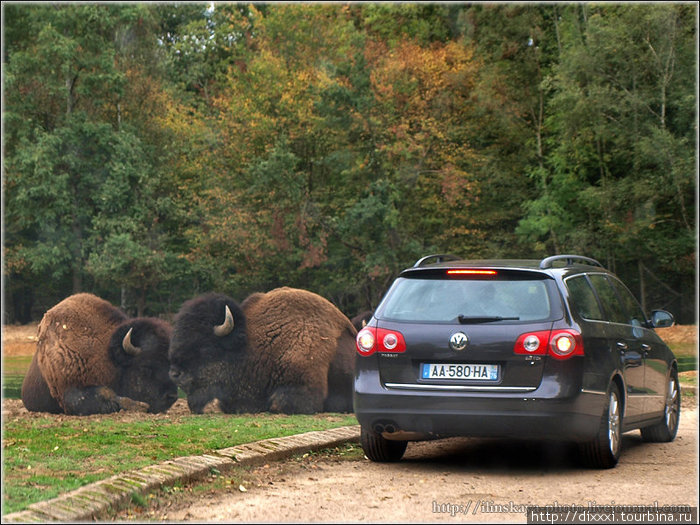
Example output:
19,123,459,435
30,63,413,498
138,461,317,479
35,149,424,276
3,3,695,322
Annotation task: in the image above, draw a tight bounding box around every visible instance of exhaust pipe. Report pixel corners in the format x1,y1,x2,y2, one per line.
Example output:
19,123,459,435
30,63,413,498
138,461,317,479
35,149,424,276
373,421,399,434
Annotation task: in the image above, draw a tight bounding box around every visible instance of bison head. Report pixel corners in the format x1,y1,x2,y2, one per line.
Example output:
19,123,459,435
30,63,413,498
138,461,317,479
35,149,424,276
168,293,249,413
108,318,178,413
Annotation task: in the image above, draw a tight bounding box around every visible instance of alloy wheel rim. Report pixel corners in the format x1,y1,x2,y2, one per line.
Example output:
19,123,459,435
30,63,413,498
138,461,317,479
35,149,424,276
665,377,679,431
608,391,620,456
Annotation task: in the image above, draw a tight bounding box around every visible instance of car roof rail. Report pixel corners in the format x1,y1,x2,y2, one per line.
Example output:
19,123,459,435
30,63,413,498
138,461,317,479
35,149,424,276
539,254,604,269
413,254,461,268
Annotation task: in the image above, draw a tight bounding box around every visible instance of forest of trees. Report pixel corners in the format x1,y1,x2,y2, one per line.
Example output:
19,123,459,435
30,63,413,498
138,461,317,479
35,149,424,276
3,3,697,323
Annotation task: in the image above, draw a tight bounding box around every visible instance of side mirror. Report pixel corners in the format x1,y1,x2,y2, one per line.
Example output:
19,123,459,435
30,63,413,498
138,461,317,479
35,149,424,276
650,309,675,329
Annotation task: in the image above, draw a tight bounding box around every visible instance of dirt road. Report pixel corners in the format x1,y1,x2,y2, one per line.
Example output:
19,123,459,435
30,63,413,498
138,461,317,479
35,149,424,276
119,406,697,523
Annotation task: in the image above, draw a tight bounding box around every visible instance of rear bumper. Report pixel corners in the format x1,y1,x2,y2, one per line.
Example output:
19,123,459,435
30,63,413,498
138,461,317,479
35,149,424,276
353,368,606,442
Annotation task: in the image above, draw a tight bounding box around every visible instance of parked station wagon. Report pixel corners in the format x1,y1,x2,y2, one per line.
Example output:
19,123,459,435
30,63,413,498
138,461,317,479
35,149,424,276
353,254,679,468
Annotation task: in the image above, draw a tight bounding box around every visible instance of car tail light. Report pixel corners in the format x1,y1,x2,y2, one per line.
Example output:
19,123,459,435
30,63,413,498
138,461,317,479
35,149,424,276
356,327,406,356
446,269,497,276
356,328,376,355
514,329,583,359
549,330,583,359
514,330,549,355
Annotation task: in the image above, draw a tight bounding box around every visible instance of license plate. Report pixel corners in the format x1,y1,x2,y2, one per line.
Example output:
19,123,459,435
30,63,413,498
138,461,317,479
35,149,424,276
421,363,499,381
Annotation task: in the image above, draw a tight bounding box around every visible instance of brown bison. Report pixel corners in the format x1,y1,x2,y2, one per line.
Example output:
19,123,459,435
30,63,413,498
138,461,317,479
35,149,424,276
21,293,178,415
168,287,357,414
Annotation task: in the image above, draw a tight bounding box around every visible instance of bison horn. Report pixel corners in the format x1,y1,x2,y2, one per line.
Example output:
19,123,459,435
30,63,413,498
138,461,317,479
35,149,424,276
122,328,142,356
214,305,235,337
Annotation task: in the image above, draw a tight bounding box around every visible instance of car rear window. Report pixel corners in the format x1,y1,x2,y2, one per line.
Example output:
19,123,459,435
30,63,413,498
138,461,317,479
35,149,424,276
378,277,553,322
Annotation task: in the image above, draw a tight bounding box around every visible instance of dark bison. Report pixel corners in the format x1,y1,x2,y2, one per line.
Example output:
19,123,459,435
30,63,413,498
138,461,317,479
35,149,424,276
168,287,357,414
351,310,374,331
21,293,178,415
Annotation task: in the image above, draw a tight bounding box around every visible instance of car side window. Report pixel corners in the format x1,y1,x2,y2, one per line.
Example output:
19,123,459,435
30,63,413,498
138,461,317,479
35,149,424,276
588,274,628,325
565,275,605,321
608,277,647,327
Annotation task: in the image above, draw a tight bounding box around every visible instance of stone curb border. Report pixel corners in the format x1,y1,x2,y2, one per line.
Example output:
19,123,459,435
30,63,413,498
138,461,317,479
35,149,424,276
4,425,360,523
681,384,696,395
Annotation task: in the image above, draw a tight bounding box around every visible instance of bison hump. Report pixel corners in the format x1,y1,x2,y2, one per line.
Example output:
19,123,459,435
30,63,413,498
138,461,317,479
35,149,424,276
243,287,355,363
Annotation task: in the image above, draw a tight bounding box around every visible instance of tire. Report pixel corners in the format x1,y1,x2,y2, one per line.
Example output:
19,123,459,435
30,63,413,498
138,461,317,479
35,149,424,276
580,383,622,469
641,372,680,443
360,426,407,463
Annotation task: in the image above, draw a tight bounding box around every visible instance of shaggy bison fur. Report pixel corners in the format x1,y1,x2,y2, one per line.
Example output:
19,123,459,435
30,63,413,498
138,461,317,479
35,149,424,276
351,310,374,331
21,293,178,415
168,287,357,414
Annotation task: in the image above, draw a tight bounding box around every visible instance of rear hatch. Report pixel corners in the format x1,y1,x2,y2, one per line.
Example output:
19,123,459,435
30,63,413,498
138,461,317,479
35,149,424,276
373,269,562,391
376,320,554,390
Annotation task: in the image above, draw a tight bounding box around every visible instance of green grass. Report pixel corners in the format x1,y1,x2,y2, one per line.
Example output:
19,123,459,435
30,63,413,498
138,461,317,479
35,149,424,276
2,350,357,515
677,356,698,373
2,356,189,400
2,356,32,398
668,342,698,373
2,411,357,515
680,374,697,386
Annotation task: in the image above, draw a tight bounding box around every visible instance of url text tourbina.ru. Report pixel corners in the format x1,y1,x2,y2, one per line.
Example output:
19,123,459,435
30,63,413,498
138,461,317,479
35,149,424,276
431,500,696,523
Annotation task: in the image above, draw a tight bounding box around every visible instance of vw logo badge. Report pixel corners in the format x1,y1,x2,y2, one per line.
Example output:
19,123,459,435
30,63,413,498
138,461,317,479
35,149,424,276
449,332,469,351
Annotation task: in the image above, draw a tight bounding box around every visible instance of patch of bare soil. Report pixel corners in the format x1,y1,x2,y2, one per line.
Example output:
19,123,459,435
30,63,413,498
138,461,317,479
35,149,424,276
2,323,39,357
2,398,193,422
656,324,698,344
680,370,697,381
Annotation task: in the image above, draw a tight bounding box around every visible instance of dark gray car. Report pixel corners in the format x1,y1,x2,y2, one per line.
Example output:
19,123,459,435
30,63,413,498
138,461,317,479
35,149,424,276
353,255,679,468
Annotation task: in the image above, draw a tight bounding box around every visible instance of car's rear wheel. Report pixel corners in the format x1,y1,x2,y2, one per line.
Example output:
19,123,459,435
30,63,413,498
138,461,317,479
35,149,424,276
360,426,407,462
580,383,622,469
641,371,680,443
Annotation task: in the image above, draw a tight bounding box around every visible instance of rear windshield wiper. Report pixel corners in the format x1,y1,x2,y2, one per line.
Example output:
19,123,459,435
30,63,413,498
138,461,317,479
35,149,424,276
458,315,520,324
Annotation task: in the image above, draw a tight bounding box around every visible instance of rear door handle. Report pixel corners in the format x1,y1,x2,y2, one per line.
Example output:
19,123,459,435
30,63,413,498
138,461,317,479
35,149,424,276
616,341,629,351
641,343,651,355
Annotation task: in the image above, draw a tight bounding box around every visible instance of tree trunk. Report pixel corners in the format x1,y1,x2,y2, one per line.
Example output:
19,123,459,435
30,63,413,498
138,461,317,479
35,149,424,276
71,218,83,293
